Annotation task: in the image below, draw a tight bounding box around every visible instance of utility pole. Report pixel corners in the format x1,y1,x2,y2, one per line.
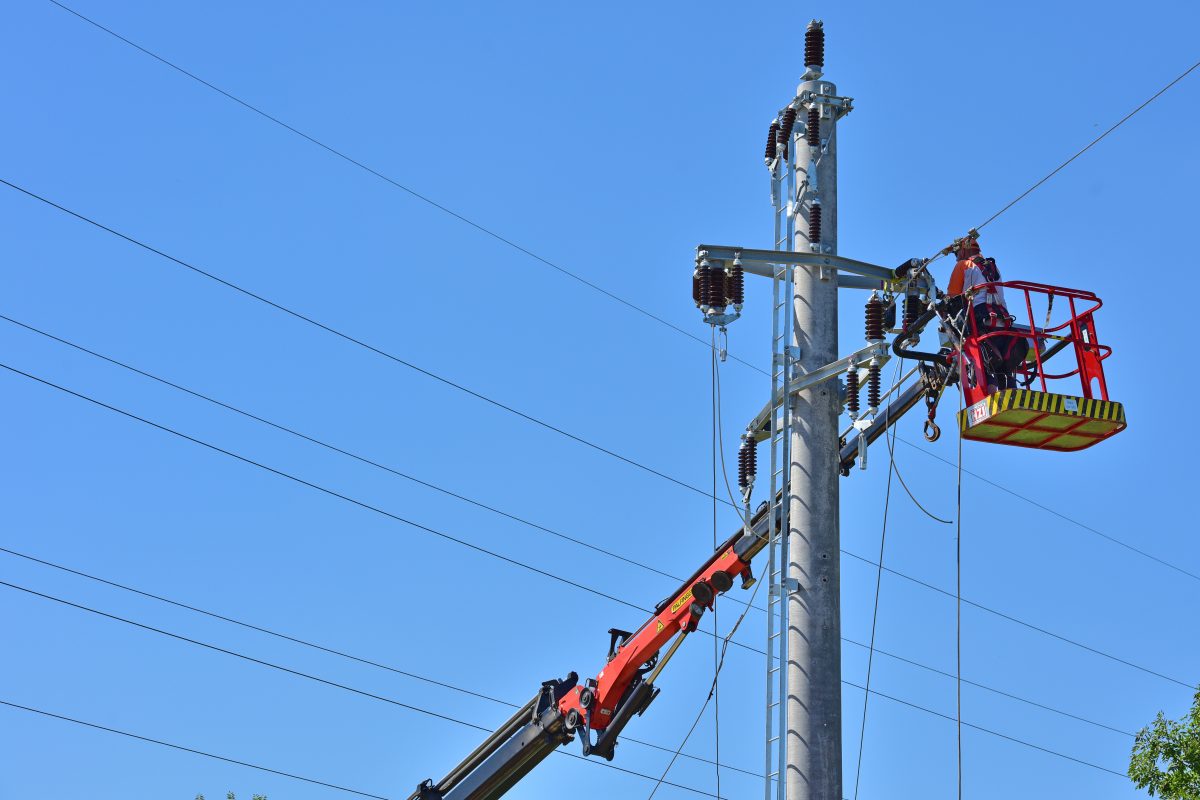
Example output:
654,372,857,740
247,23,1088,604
695,20,865,800
786,20,843,800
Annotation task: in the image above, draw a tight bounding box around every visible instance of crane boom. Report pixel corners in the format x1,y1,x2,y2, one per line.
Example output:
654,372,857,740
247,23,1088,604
409,502,778,800
409,345,947,800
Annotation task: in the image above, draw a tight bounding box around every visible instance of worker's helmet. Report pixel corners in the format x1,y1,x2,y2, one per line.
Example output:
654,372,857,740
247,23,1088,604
954,238,981,259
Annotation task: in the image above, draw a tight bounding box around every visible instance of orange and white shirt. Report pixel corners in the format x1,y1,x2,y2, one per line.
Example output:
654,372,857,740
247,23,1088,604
948,256,1006,311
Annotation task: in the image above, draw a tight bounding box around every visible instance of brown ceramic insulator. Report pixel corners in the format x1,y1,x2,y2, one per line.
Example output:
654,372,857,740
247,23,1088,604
845,369,860,416
867,364,881,410
865,296,884,341
764,122,779,163
804,20,825,68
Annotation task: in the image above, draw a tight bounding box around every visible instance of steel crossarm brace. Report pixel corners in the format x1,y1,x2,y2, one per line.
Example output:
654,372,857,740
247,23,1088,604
695,244,902,283
745,341,890,441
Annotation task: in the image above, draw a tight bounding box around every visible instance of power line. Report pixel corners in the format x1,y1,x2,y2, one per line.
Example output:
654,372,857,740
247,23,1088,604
4,97,1195,620
1,358,1179,704
973,57,1200,232
841,548,1193,689
0,579,728,800
0,699,391,799
4,576,1130,783
0,538,1133,744
0,544,759,779
841,681,1127,779
34,1,1200,584
839,635,1131,738
0,359,767,658
42,0,766,378
894,436,1200,585
0,362,648,617
0,313,687,586
12,306,1189,671
0,176,731,507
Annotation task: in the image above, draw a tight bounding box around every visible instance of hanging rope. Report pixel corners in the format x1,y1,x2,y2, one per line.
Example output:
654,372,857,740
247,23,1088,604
851,360,902,799
644,545,767,800
710,331,722,799
645,337,756,800
880,368,954,525
956,389,965,800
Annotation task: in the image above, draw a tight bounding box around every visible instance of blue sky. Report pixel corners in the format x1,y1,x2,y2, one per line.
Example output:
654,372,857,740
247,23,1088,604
1,1,1198,799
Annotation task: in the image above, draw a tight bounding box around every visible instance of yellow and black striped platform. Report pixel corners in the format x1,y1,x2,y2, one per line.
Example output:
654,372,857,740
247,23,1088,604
957,388,1126,451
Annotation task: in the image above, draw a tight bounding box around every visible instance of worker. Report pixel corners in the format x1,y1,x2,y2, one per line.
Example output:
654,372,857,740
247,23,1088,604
946,238,1027,392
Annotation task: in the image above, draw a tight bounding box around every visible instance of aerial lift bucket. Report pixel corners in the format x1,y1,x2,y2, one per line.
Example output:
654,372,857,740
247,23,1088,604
955,281,1126,452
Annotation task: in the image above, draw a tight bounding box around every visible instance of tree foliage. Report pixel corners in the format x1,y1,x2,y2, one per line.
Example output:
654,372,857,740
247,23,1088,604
1130,689,1200,799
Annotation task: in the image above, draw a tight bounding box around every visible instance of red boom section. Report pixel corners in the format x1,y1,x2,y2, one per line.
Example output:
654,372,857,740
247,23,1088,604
557,537,751,729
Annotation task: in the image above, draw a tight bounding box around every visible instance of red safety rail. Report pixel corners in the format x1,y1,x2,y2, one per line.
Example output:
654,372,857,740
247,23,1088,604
960,280,1113,407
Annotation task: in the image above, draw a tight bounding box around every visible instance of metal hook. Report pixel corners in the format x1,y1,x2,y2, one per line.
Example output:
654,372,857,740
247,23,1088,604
923,419,941,442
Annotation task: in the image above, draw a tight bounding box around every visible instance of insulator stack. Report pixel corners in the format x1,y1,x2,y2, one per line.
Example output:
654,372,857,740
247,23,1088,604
806,107,820,147
804,20,825,69
865,295,884,341
845,368,860,417
867,363,881,411
696,266,712,309
737,438,757,491
764,122,779,163
692,268,702,307
903,295,921,330
778,107,797,161
703,266,726,310
808,203,822,246
726,265,745,306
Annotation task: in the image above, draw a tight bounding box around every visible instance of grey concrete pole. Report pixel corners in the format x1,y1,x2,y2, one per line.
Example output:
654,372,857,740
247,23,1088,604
786,23,843,800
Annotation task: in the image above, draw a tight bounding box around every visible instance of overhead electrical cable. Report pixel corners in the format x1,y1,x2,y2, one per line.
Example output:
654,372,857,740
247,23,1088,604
2,313,1167,703
840,548,1192,689
32,2,1200,585
894,436,1200,584
840,681,1127,779
0,176,733,508
46,3,1199,382
838,634,1131,737
0,580,729,800
0,360,1182,695
7,169,1191,587
42,0,767,378
0,313,688,586
0,699,390,799
0,552,757,781
0,543,1134,741
971,56,1200,233
0,359,765,658
4,577,1130,783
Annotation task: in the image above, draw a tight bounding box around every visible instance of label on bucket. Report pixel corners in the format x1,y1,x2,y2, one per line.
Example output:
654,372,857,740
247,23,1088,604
969,399,990,426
